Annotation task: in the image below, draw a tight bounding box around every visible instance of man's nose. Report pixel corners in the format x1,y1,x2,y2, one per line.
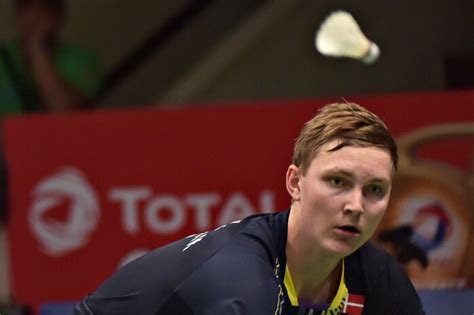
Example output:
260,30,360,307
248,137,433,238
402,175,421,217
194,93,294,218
344,188,364,215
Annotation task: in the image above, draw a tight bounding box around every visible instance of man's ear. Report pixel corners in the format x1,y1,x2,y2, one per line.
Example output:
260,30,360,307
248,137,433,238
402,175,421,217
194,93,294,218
286,165,301,201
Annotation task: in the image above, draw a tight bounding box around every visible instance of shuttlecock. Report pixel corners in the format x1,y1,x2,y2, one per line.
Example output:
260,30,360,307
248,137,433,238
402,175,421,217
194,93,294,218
315,11,379,64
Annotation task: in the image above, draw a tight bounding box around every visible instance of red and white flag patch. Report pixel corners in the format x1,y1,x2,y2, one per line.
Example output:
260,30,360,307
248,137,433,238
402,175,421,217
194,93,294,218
343,294,365,315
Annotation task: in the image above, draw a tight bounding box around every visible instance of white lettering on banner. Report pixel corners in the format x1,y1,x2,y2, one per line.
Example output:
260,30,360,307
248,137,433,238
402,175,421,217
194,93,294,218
217,192,257,226
109,187,152,234
145,195,185,234
185,194,220,230
108,189,275,235
29,167,277,256
259,191,275,213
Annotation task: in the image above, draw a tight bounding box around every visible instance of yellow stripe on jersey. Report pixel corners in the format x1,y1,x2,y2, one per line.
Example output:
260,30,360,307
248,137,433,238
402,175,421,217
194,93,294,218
283,259,348,313
326,260,348,313
284,264,299,306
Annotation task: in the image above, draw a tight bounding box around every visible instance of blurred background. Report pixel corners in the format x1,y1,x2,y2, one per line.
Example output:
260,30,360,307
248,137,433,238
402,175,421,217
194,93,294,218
0,0,473,314
1,0,473,107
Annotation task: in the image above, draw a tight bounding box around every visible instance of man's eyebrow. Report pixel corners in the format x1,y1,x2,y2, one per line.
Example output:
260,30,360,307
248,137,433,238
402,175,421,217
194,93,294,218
323,168,391,183
322,168,354,177
369,178,391,184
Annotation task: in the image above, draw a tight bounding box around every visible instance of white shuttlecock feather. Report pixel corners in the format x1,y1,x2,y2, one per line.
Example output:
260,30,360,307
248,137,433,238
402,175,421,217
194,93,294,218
315,11,380,64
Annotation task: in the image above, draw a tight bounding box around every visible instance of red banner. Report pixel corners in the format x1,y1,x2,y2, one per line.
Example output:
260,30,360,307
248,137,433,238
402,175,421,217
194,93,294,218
4,90,474,313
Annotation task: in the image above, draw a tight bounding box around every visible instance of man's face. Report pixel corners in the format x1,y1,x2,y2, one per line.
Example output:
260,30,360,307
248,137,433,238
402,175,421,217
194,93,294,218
288,140,393,257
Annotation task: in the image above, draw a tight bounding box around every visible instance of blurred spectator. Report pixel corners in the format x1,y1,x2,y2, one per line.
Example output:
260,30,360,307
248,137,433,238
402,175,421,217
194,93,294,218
0,0,104,223
0,0,103,115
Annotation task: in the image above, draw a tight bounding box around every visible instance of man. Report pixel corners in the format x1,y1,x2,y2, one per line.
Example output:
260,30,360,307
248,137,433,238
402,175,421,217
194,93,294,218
0,0,102,115
74,103,424,314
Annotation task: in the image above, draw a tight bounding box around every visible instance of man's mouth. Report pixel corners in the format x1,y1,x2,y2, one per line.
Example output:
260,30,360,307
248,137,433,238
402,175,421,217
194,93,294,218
335,225,361,236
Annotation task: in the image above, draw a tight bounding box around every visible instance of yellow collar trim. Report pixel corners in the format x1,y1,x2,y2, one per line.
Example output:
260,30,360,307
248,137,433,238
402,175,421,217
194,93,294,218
284,264,299,306
328,260,348,310
283,259,347,309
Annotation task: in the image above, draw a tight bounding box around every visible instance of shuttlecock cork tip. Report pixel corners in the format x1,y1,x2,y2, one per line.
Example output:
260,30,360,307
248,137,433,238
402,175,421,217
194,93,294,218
315,10,380,64
361,42,379,64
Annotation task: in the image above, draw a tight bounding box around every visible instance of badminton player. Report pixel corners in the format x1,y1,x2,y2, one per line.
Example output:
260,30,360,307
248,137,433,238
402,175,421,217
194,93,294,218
73,103,424,314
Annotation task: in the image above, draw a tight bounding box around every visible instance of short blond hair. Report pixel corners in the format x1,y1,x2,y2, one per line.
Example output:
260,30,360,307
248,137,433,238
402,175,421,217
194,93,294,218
292,102,398,174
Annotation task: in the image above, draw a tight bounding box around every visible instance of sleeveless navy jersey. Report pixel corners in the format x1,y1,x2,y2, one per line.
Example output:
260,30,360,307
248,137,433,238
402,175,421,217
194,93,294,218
73,210,424,315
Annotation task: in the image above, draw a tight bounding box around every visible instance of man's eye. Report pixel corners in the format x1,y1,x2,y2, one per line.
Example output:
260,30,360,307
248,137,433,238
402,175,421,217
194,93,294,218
329,177,345,187
364,184,386,197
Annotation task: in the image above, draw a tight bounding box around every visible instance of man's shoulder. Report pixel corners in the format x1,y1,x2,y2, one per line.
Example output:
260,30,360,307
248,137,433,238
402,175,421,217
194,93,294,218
175,214,283,313
355,241,391,261
347,242,425,314
83,213,281,314
181,212,277,261
348,241,404,277
344,242,407,300
172,212,280,283
129,212,279,276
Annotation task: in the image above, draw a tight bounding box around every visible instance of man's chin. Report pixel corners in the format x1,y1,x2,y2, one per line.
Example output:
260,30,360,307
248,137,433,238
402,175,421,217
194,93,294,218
326,239,363,258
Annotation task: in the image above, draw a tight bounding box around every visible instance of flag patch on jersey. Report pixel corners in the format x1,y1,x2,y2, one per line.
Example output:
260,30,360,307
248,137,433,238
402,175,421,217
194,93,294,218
342,294,365,315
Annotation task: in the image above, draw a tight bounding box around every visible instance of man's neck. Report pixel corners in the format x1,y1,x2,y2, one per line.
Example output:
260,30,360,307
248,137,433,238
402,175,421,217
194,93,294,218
286,206,343,304
286,245,342,304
